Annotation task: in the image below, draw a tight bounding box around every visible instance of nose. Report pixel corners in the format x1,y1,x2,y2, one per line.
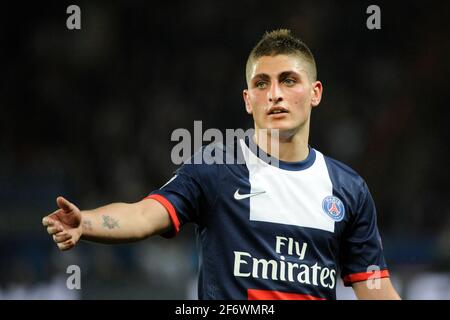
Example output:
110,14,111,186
268,82,283,103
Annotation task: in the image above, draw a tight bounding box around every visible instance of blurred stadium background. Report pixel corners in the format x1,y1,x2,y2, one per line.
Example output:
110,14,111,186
0,1,448,299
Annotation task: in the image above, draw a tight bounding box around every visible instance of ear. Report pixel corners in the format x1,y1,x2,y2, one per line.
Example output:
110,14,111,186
311,81,323,108
243,89,253,114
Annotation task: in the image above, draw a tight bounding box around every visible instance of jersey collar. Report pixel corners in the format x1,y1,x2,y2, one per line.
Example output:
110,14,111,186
244,136,316,171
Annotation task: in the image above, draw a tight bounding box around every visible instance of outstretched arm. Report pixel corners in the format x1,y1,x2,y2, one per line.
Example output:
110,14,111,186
42,196,172,250
352,278,401,300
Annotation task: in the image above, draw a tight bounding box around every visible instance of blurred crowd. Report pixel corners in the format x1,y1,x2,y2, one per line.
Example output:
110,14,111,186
0,1,448,299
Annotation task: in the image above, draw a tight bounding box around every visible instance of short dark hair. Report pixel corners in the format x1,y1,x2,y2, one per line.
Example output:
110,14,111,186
246,29,317,83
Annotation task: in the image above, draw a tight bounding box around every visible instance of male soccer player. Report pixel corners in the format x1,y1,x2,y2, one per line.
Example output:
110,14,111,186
42,29,400,300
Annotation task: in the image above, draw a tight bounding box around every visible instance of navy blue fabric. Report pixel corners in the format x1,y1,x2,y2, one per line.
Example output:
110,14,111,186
149,139,389,299
323,156,388,281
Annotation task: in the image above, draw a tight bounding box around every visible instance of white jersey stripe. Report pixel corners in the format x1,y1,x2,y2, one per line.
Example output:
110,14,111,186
240,139,335,232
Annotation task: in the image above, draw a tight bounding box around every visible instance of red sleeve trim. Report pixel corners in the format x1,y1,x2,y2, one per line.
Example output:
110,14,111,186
247,289,326,300
343,269,390,286
144,194,180,238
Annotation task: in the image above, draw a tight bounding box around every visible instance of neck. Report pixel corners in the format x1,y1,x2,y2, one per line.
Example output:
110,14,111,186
254,123,310,162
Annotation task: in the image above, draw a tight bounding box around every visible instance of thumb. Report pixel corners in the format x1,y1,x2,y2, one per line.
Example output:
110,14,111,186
56,196,76,214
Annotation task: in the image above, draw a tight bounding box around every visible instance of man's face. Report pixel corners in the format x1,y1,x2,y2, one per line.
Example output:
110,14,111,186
243,54,322,136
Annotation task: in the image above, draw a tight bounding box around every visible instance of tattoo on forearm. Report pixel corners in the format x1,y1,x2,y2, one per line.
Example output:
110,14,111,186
83,219,93,231
102,215,119,229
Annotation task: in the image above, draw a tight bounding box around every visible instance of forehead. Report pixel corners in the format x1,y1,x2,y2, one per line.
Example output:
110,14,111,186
250,54,308,78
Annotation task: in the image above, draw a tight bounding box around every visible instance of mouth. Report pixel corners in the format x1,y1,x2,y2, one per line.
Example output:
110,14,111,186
267,106,289,115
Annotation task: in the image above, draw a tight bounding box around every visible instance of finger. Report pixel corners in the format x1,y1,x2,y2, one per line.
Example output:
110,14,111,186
42,217,50,226
42,215,55,227
43,217,57,227
53,232,72,243
42,209,63,226
57,243,72,251
57,239,75,251
56,196,75,214
47,225,63,235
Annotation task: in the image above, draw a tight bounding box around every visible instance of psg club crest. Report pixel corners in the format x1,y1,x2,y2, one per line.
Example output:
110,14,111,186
322,196,345,222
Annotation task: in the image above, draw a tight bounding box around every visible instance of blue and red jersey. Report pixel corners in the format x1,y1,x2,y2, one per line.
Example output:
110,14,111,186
146,137,389,300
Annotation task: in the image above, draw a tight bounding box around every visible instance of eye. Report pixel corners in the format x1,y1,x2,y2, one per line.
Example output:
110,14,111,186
283,78,296,87
255,81,268,89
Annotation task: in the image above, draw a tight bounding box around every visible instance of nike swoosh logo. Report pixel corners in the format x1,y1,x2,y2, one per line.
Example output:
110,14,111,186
234,189,266,200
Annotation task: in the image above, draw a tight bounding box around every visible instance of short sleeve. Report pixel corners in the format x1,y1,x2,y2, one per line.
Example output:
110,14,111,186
340,182,390,286
145,162,205,238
